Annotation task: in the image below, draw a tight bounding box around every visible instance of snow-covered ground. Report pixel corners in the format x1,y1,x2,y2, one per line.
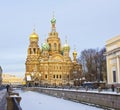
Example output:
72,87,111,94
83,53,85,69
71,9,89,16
17,90,104,110
0,89,6,103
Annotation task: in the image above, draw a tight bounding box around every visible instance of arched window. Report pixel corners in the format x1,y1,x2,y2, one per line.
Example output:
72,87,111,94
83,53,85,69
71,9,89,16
33,48,36,54
113,71,116,82
49,43,51,51
60,66,61,70
59,43,60,51
45,75,47,79
56,75,58,78
53,75,55,78
60,75,61,79
54,43,57,51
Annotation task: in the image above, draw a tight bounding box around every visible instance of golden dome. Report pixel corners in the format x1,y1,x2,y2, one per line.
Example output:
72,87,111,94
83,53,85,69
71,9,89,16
73,48,77,56
63,37,70,52
63,43,70,51
30,32,39,40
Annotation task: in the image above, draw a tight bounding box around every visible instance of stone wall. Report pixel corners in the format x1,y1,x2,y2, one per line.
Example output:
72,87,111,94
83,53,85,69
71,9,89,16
23,87,120,110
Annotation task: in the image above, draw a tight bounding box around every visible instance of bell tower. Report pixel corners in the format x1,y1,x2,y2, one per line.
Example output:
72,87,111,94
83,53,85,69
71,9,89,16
47,15,61,55
25,29,40,77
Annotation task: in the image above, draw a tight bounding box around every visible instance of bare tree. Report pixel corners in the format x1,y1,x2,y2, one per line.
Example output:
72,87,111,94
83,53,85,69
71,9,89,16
78,47,107,82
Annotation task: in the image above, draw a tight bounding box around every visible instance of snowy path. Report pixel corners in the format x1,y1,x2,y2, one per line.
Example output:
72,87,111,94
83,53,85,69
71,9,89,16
18,90,104,110
0,89,7,110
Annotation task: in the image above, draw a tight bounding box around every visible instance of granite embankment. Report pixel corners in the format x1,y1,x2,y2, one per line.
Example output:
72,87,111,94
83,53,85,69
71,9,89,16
22,87,120,110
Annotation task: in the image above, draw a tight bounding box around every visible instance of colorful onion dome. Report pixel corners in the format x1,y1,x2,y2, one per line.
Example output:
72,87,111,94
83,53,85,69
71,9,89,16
51,17,56,24
41,41,50,51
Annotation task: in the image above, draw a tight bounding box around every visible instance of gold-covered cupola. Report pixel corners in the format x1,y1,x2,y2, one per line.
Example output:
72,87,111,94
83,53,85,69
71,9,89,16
63,37,70,52
73,47,77,63
73,48,77,56
30,29,39,41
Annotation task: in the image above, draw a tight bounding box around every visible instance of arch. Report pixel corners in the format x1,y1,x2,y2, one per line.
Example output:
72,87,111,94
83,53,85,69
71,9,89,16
50,54,64,62
59,43,60,51
49,43,51,51
54,43,57,51
33,48,36,54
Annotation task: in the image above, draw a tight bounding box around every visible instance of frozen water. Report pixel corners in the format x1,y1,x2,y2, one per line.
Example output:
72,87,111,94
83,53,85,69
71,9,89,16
17,90,104,110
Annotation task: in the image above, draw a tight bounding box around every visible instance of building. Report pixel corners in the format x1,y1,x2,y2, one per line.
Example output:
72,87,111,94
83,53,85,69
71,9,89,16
0,66,2,85
2,74,24,85
25,16,82,86
105,35,120,86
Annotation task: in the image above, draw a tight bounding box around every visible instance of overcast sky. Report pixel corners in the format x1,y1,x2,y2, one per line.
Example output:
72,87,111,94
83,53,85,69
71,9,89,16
0,0,120,77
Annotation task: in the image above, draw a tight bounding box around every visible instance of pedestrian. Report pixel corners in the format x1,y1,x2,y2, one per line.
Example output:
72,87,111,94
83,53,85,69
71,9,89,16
6,84,10,92
111,84,115,92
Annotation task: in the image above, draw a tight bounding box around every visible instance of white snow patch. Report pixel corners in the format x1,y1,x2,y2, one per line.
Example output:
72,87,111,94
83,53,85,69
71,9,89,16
18,90,104,110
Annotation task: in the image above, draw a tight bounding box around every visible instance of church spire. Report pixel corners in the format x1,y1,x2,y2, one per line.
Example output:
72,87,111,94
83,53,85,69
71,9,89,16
51,12,56,32
33,25,36,33
65,36,68,44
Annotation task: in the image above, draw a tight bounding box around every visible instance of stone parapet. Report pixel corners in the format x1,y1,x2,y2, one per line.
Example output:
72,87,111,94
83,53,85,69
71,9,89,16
6,91,22,110
23,87,120,109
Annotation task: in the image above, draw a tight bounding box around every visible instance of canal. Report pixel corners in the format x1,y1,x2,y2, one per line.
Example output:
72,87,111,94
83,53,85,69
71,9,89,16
15,89,104,110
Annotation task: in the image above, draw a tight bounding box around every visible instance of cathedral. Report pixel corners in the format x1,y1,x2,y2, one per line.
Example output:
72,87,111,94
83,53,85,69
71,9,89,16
25,16,82,86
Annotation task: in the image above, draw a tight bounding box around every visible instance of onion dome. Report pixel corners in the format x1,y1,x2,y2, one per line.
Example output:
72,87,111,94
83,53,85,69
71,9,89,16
73,48,77,56
41,41,50,51
51,17,56,24
63,38,70,52
30,31,39,40
63,43,70,52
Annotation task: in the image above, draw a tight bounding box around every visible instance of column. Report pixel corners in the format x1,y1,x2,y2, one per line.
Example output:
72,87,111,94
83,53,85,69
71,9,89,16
117,56,120,82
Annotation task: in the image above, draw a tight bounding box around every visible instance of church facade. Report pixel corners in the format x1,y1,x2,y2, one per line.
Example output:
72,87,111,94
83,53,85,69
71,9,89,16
25,17,82,86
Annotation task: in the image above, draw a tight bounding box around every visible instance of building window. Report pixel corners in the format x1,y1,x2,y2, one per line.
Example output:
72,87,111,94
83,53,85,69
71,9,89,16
56,75,58,78
59,43,60,51
67,75,69,79
113,71,116,82
60,75,61,79
53,75,55,78
54,43,57,51
49,43,51,50
33,48,36,54
45,75,47,79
